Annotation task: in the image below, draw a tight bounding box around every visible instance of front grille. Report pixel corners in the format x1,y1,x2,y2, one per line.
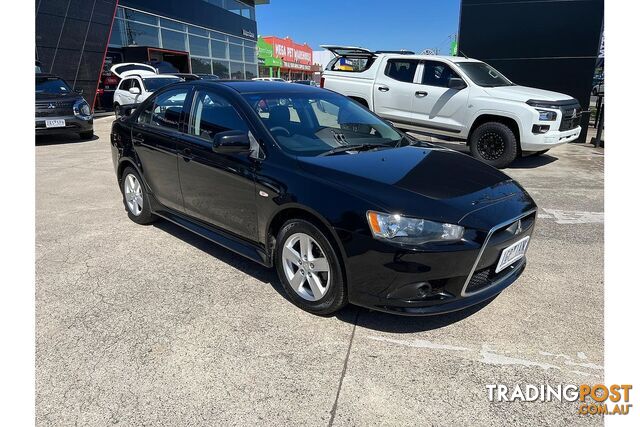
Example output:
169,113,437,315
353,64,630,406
559,104,582,131
36,100,75,118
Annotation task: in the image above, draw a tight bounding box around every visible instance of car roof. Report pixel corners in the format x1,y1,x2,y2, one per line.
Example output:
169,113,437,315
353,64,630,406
206,80,323,94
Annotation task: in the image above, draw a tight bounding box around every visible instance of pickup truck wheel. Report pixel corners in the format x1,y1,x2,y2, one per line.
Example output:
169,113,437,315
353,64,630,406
470,122,518,169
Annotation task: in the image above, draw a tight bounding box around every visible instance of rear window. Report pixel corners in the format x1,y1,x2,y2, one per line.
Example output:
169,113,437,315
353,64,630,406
327,56,376,73
384,59,419,83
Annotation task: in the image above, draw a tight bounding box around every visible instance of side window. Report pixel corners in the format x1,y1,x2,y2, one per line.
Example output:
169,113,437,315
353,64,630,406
189,91,248,141
149,88,189,131
119,79,131,91
422,61,459,87
384,59,419,83
131,79,142,90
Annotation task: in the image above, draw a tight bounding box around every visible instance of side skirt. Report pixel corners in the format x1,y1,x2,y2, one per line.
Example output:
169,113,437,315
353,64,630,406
153,205,272,268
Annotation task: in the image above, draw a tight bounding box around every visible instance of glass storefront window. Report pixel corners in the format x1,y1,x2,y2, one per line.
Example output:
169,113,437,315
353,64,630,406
109,19,125,47
228,36,244,45
125,21,160,47
191,57,212,74
245,65,257,80
229,44,243,62
161,29,187,51
211,40,228,59
212,60,230,79
123,9,158,26
189,35,210,57
244,47,256,63
188,25,209,37
160,18,185,32
210,31,227,42
230,62,244,79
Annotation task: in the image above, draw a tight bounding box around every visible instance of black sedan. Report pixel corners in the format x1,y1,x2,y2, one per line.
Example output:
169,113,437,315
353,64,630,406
36,74,93,139
110,81,536,316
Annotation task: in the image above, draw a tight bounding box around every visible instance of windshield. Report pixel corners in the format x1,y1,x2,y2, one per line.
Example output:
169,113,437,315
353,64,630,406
455,62,514,87
242,92,405,157
142,77,181,92
36,77,73,95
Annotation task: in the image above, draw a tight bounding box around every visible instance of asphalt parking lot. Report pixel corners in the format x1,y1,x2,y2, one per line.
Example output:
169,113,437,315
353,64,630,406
36,117,604,426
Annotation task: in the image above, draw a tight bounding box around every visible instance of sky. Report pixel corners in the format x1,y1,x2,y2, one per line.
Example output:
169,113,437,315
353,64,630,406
255,0,461,55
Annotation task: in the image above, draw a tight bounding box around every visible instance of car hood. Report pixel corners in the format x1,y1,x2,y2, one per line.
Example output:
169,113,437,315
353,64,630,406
36,92,82,102
483,85,575,103
297,146,534,228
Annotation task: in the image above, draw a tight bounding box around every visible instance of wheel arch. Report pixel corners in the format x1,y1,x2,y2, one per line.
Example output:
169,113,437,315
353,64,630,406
468,113,521,148
265,205,348,282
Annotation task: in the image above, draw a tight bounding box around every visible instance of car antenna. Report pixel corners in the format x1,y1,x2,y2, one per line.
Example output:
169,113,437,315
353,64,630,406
457,50,469,59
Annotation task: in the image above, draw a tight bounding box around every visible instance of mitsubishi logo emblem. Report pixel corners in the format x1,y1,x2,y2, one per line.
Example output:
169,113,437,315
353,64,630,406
48,103,56,109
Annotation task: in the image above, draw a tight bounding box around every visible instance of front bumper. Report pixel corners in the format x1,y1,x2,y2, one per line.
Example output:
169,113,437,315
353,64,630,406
520,126,581,152
35,115,93,135
343,209,537,316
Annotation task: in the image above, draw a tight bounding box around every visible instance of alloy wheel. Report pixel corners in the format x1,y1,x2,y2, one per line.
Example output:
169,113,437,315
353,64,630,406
124,173,143,216
477,131,506,161
282,232,331,301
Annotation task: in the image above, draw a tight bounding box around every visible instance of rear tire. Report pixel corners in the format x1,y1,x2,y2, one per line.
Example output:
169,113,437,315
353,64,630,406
120,166,157,225
275,219,347,316
469,122,518,169
114,103,121,118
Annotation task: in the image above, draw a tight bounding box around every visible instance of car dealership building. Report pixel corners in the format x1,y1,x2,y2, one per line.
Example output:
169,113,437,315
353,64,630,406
36,0,269,110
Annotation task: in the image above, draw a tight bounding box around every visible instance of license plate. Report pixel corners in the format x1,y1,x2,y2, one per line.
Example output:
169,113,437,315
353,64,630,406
45,119,66,128
495,236,530,273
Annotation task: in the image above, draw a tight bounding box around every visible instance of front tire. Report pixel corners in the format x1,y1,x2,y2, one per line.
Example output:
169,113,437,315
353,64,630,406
275,219,347,315
114,103,121,118
120,167,156,225
469,122,518,169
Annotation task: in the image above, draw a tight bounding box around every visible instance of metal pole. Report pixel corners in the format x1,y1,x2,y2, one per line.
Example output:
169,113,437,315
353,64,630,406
593,104,604,148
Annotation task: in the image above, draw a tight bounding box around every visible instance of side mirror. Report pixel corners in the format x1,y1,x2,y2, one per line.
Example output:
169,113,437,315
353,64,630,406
212,130,251,154
129,87,141,95
449,77,467,90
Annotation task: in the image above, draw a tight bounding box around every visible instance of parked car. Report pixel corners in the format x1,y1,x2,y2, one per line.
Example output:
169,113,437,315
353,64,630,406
592,75,604,96
252,77,287,82
97,62,159,111
293,80,318,87
112,74,182,116
110,80,537,316
166,73,201,81
321,45,582,168
197,74,220,80
36,74,93,139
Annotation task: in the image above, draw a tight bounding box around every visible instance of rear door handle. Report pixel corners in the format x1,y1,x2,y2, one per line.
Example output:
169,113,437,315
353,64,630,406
415,91,428,97
378,86,390,92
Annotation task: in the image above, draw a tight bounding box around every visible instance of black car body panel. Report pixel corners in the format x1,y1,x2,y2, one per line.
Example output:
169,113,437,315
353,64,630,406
111,81,537,315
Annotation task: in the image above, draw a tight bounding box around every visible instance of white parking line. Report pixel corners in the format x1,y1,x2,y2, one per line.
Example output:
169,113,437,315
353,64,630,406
538,208,604,224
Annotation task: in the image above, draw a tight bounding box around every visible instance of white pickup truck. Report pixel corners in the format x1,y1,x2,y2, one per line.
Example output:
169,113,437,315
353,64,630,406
320,46,582,168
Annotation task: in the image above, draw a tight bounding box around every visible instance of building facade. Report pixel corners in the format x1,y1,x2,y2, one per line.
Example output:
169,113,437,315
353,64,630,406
36,0,268,110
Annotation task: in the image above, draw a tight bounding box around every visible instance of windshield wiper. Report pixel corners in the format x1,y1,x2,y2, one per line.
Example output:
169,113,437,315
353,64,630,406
320,144,383,157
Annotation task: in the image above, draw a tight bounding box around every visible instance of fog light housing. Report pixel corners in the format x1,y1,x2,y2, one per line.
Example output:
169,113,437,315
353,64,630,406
532,124,550,134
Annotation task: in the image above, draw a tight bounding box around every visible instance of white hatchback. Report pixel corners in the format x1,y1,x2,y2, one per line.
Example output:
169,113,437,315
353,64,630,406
113,73,183,116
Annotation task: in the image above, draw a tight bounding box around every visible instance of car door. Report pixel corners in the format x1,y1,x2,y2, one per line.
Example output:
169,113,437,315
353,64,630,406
116,78,132,105
411,60,470,134
372,58,421,123
176,87,258,241
131,86,192,213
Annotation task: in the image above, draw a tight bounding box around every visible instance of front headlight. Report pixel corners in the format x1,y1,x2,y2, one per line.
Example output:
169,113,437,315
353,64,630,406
366,211,464,245
74,100,92,118
536,109,557,121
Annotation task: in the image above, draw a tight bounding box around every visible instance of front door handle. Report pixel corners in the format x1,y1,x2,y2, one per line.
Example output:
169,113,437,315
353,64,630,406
415,91,428,97
181,147,192,162
378,86,390,92
132,133,144,144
